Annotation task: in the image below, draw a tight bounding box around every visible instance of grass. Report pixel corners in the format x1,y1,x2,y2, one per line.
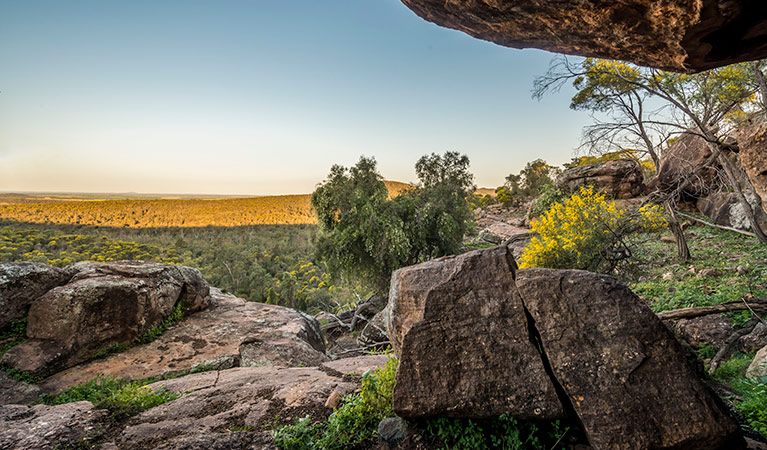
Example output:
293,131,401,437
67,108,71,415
40,375,179,420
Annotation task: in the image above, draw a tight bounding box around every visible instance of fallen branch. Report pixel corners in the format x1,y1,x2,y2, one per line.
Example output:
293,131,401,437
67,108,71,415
709,319,759,375
676,212,758,238
657,299,767,320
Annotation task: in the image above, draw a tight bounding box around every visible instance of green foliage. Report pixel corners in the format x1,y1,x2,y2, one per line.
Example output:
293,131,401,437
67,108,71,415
422,414,568,450
312,153,475,292
734,377,767,439
712,353,753,383
519,187,666,273
41,375,179,419
137,300,184,345
697,343,717,360
527,185,566,219
468,193,496,210
272,357,398,450
1,367,42,384
499,160,557,204
0,318,27,359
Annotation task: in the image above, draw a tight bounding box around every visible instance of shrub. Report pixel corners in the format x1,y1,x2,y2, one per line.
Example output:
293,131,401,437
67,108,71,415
422,414,568,450
734,377,767,439
527,185,566,219
272,356,398,449
519,186,666,273
712,353,753,383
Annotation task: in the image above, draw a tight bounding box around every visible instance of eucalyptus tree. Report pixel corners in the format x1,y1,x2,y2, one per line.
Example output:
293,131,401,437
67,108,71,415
534,57,767,246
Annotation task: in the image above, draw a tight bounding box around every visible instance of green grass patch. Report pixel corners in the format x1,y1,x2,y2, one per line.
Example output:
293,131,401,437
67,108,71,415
40,375,179,420
733,377,767,439
712,353,754,383
421,414,568,450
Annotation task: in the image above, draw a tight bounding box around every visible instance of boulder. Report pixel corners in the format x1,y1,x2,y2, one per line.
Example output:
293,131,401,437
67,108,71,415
656,132,722,197
399,0,767,72
736,118,767,214
666,314,735,350
517,268,744,450
39,288,326,394
739,323,767,354
478,222,531,244
696,191,767,231
320,354,393,377
0,371,42,405
1,261,211,378
387,245,745,449
0,262,71,329
388,246,565,419
555,159,645,199
0,401,108,449
747,344,767,379
116,365,359,450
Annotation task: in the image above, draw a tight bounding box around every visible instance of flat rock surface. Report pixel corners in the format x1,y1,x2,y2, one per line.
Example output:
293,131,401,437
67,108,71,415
40,288,326,394
320,354,392,377
117,366,357,450
0,372,42,405
517,268,745,450
0,401,108,450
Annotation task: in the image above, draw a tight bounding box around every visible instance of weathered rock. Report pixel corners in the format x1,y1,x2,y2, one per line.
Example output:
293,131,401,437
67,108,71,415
666,314,735,350
399,0,767,72
0,262,71,329
737,118,767,214
747,344,767,379
739,323,767,354
1,261,211,377
388,246,565,419
320,354,392,377
0,401,107,449
556,159,645,199
40,288,326,394
378,417,408,446
478,222,531,244
516,268,745,450
357,309,390,348
116,366,357,450
0,371,42,405
656,132,722,197
697,191,767,231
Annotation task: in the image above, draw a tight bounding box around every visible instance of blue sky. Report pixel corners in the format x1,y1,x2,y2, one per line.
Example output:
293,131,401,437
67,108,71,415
0,1,590,195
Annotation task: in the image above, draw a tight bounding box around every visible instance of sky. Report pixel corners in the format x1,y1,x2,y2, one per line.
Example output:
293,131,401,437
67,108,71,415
0,1,592,195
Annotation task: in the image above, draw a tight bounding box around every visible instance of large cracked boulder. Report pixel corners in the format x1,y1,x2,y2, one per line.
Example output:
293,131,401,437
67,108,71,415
696,191,767,231
0,262,71,329
387,246,564,419
400,0,767,72
556,159,645,199
1,261,211,378
40,288,327,394
388,245,745,449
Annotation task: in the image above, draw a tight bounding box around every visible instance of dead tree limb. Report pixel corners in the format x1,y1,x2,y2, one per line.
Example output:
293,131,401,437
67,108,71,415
709,319,759,374
676,212,758,238
657,299,767,320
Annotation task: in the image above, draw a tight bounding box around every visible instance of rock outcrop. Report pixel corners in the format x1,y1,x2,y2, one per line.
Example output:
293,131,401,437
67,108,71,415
0,262,71,329
736,118,767,213
387,246,565,419
399,0,767,72
40,288,326,394
747,344,767,379
656,132,722,197
556,159,645,199
2,261,211,378
387,245,745,449
0,401,108,449
696,191,767,231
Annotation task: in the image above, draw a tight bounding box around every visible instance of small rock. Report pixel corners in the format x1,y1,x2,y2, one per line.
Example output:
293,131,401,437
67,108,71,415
661,236,677,243
746,345,767,379
698,269,721,278
737,266,749,275
688,266,697,274
378,417,407,445
662,272,674,281
325,391,342,409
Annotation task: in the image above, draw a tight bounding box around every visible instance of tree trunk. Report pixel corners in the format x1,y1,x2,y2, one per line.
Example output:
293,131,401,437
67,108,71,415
753,62,767,114
665,201,690,260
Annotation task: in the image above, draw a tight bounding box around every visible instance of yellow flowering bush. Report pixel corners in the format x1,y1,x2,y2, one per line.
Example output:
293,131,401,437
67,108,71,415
519,186,666,273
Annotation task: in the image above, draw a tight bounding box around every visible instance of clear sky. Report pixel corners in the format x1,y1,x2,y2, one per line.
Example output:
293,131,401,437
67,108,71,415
0,0,590,195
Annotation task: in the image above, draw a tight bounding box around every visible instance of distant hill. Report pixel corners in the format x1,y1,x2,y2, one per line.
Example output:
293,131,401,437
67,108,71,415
0,181,415,228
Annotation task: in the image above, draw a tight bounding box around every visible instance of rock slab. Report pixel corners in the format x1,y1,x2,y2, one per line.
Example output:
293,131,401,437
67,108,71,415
400,0,767,72
0,401,107,450
40,288,326,394
388,246,564,419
